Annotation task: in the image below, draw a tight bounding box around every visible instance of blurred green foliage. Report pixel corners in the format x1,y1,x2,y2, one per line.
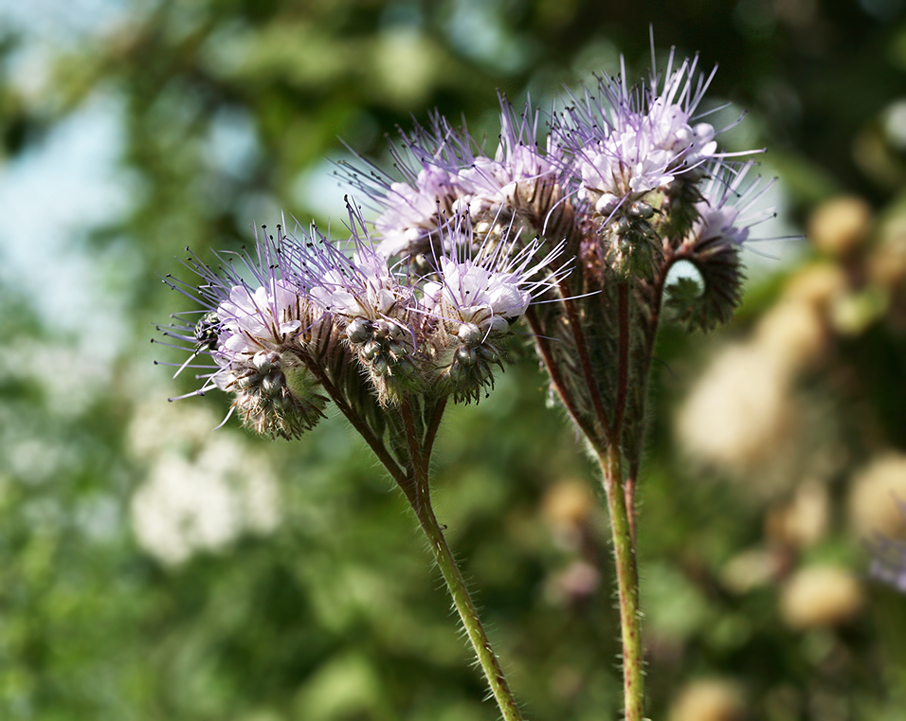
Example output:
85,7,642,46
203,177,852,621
2,0,906,719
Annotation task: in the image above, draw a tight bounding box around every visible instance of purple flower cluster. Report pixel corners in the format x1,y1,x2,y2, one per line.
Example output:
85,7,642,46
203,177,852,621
343,47,766,273
160,43,771,439
159,207,569,438
562,53,723,217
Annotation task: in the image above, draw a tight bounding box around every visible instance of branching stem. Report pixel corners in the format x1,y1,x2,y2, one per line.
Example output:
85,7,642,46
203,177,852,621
525,307,601,452
398,398,525,721
299,350,407,485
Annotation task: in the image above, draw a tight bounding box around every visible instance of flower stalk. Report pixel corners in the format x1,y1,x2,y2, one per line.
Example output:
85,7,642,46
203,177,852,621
599,444,644,721
412,486,525,721
158,207,552,717
400,417,524,719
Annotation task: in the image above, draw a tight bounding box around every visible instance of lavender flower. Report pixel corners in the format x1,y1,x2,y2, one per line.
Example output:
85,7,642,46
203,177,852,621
372,165,466,258
689,161,775,246
456,97,558,218
158,229,329,439
341,115,474,260
419,215,570,402
300,211,426,404
559,49,743,219
342,97,559,263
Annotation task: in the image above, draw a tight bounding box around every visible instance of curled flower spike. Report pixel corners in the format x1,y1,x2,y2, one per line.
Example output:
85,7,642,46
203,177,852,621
157,228,329,439
420,214,571,403
558,47,757,221
664,161,777,332
297,204,425,404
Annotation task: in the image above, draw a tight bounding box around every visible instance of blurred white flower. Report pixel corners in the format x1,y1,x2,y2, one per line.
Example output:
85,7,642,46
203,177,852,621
130,435,281,566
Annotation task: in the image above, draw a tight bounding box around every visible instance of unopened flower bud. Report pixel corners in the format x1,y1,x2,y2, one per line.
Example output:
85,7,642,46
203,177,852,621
447,361,465,382
362,340,382,360
387,340,409,357
261,373,282,396
478,345,500,362
373,320,393,340
372,356,390,376
346,317,372,344
456,345,477,366
252,351,280,372
629,200,654,219
393,356,416,376
486,316,509,336
458,322,483,346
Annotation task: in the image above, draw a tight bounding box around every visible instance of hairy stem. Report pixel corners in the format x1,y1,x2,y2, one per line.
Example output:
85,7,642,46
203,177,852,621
612,280,631,437
598,444,644,721
415,489,526,721
399,399,526,721
299,349,407,485
560,284,612,446
525,307,601,452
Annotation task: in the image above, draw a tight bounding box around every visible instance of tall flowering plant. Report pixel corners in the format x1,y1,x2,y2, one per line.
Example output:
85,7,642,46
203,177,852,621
158,43,771,720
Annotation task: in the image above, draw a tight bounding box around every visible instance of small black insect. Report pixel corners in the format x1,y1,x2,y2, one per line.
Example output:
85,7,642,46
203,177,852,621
193,312,221,351
171,312,221,379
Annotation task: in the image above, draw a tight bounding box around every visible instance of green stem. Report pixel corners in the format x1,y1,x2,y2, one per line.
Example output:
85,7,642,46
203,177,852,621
414,488,525,721
399,399,525,721
599,445,644,721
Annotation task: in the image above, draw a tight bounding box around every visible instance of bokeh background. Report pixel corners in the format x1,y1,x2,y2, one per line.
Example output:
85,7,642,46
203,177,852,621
2,0,906,719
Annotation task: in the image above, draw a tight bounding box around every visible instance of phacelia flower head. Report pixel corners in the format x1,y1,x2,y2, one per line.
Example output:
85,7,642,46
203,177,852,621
341,115,475,260
558,48,753,220
343,98,562,265
297,205,426,403
456,96,558,219
158,227,329,439
419,213,571,402
372,165,465,259
663,161,777,332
